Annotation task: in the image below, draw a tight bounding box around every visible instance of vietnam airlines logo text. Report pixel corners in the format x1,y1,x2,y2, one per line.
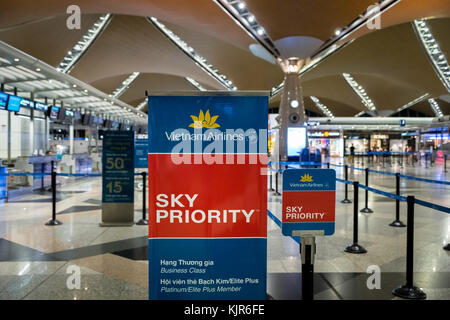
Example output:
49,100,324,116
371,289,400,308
300,174,313,182
189,109,220,129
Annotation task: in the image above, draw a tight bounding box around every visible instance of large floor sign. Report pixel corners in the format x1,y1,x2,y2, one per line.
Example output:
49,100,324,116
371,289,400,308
148,93,268,300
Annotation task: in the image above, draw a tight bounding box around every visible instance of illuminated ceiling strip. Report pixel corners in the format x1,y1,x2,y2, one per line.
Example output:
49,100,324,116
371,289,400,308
112,72,140,98
137,98,148,111
57,14,112,74
213,0,280,58
342,73,376,112
270,0,400,98
354,111,366,117
309,96,334,118
413,19,450,93
185,77,207,91
428,98,444,117
396,93,430,112
147,17,237,91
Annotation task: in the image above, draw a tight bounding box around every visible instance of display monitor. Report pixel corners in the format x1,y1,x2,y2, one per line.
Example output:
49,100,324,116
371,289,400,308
6,95,22,112
20,98,35,109
0,92,7,110
49,106,60,119
34,102,48,112
287,127,307,157
58,107,66,121
82,114,90,125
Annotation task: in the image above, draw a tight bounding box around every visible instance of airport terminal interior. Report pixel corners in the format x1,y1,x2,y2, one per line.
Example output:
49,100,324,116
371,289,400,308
0,0,449,301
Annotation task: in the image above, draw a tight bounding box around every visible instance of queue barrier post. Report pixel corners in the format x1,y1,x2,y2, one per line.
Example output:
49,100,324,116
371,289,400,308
344,181,367,254
327,162,330,169
360,168,373,213
136,171,148,225
389,173,406,228
341,165,351,203
269,169,274,191
274,170,281,196
45,161,62,226
392,196,426,299
444,154,448,173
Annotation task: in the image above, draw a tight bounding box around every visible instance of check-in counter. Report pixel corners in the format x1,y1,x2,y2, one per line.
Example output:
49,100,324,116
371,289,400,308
15,155,57,190
59,153,92,175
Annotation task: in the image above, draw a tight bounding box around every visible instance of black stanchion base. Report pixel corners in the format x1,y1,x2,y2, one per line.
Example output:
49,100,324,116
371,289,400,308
344,243,367,254
392,285,426,300
443,243,450,251
360,207,373,213
341,199,351,204
45,219,63,226
389,220,406,228
136,219,148,225
273,192,282,196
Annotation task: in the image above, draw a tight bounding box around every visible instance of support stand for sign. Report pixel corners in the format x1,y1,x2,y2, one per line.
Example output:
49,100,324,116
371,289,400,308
300,236,316,301
392,196,426,299
360,168,373,213
341,165,351,203
389,173,406,227
45,168,62,226
136,172,148,225
344,182,366,254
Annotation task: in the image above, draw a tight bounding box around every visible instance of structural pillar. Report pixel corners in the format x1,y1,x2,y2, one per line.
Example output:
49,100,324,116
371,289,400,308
277,57,308,162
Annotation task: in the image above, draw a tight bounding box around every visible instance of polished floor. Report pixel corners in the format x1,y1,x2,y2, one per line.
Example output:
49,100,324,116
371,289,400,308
0,160,448,300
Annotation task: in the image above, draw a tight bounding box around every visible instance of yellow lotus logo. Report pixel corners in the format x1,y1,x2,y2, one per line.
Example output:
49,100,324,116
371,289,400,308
300,174,313,182
189,109,220,129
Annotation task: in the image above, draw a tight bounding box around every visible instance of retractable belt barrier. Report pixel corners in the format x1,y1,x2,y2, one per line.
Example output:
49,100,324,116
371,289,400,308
330,163,450,185
0,172,146,177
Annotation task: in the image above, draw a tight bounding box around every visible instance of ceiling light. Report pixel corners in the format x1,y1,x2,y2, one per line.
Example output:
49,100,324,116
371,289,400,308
111,72,140,98
342,73,377,112
237,2,246,10
36,68,41,72
14,58,19,62
428,98,444,117
396,93,430,112
310,96,335,118
247,15,255,23
290,100,299,108
257,28,265,36
413,19,450,92
73,84,77,88
56,14,112,73
148,17,237,91
335,29,341,36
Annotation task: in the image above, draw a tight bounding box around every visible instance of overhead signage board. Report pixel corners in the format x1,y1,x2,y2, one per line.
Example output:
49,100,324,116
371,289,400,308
282,169,336,236
135,138,149,169
101,130,135,226
148,92,268,300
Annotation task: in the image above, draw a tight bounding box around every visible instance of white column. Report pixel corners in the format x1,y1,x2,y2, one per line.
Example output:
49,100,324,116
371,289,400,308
69,124,74,154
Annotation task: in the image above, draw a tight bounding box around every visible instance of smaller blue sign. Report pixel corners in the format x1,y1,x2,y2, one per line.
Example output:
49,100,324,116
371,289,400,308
0,166,6,199
282,169,336,236
135,138,148,169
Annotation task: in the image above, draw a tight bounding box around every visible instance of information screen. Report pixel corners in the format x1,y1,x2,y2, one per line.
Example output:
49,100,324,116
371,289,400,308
49,106,60,119
34,102,48,112
287,127,307,157
0,92,9,110
7,95,22,112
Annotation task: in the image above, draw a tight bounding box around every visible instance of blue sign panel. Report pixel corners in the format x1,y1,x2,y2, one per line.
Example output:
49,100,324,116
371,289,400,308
102,131,135,203
0,166,7,199
148,94,268,300
135,138,148,169
282,169,336,236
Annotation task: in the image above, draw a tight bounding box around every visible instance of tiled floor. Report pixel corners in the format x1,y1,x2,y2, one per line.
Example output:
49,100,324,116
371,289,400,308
0,160,448,300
